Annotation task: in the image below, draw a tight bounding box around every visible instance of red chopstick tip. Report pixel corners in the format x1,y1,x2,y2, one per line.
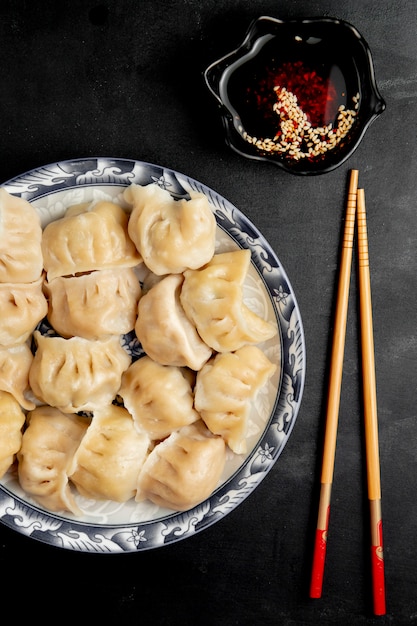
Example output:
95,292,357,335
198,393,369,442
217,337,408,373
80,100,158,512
371,544,386,615
309,528,328,598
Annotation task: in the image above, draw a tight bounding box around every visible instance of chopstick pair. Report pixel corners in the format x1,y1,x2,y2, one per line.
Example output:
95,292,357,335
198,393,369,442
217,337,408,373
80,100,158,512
309,170,386,616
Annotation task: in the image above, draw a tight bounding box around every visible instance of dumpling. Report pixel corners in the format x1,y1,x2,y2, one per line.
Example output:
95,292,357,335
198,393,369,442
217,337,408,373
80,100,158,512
44,268,142,339
0,189,43,283
17,406,89,514
69,405,150,502
118,355,199,440
180,249,277,352
135,273,212,370
194,346,277,454
0,391,26,479
0,342,35,410
0,276,47,346
125,183,216,275
29,331,131,413
136,420,226,511
42,200,142,280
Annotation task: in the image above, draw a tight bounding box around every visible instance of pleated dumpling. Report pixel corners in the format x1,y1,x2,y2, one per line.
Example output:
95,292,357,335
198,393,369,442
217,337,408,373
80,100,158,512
118,355,199,440
0,189,43,283
17,406,89,514
0,391,26,479
180,249,277,353
135,273,212,370
0,276,47,346
69,405,150,502
29,331,131,413
136,420,227,511
0,343,35,410
44,268,142,339
125,183,216,275
194,346,277,454
42,200,142,280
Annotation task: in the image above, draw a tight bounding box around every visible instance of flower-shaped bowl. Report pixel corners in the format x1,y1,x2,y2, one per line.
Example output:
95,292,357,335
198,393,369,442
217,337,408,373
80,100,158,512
204,16,386,175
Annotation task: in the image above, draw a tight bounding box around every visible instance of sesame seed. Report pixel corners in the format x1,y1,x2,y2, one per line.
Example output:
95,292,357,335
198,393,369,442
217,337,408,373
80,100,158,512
242,86,359,161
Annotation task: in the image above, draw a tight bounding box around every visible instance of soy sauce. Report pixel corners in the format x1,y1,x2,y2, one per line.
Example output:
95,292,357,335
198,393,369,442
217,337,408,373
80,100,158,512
225,34,358,146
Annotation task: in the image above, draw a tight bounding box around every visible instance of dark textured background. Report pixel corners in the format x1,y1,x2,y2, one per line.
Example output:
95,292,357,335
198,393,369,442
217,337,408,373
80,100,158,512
0,1,416,623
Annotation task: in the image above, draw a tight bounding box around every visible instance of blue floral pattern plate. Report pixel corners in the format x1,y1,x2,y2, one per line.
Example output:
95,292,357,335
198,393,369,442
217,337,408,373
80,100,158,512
0,157,305,552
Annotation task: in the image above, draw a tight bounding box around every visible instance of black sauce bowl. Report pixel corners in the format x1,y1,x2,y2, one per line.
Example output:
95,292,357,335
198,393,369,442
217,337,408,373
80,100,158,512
204,16,386,175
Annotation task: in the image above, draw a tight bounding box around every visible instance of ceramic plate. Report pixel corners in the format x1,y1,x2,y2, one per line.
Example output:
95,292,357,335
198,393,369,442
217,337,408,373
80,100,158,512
0,157,305,552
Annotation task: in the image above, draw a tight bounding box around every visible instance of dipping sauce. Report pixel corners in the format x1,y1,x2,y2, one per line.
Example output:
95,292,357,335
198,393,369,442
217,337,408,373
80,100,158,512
246,60,341,127
224,37,360,163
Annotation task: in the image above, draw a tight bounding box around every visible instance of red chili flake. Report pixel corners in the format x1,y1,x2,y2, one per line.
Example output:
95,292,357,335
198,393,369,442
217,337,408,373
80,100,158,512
246,60,338,127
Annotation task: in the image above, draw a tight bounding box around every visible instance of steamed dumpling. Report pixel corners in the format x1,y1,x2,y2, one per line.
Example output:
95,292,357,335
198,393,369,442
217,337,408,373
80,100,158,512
42,200,142,280
194,346,277,454
44,268,142,339
119,355,199,440
0,391,26,479
17,406,89,514
69,405,150,502
0,188,43,283
135,273,212,370
136,420,226,511
29,331,131,413
180,249,277,352
0,276,47,346
0,343,35,410
125,183,216,275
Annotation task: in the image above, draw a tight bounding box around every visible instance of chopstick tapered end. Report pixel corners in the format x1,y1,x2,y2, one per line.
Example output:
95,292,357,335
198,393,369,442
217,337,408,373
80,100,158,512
370,500,386,615
310,485,331,598
310,527,328,598
371,542,386,615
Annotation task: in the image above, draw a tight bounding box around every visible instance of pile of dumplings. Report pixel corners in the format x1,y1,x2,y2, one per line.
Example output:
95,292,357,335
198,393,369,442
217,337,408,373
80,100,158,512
0,182,278,515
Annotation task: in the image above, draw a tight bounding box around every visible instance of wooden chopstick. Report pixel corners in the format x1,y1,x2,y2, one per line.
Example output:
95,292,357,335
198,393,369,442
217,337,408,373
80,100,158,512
357,188,386,616
309,176,386,614
309,169,358,599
